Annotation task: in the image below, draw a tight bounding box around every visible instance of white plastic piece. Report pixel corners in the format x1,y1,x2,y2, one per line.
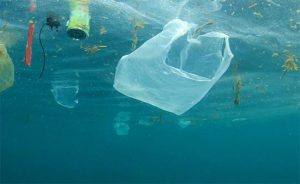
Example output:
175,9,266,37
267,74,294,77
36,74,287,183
114,19,233,115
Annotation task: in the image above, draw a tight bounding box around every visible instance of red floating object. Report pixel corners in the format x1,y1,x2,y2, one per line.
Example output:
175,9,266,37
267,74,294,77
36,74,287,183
25,21,35,66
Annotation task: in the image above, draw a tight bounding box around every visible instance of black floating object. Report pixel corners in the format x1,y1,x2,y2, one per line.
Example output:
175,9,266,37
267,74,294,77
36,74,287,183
39,13,61,78
46,13,61,31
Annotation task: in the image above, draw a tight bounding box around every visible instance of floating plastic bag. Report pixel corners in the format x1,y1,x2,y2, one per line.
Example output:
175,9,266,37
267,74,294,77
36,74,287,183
114,19,233,115
0,44,14,93
51,79,79,108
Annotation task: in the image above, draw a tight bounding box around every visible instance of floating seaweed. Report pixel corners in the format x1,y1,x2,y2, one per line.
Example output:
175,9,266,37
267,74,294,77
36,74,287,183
281,53,298,79
131,18,144,50
233,75,242,105
231,61,242,105
80,44,107,54
99,26,107,35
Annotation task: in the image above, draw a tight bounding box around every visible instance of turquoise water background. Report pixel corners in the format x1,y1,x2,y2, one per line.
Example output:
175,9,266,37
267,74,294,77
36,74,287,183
1,0,300,183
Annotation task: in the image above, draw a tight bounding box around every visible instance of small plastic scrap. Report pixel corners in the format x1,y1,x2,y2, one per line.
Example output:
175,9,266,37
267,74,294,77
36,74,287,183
114,112,130,136
177,118,191,128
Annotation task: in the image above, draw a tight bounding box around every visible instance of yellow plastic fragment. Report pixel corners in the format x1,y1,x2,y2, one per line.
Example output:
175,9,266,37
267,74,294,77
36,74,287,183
0,44,14,93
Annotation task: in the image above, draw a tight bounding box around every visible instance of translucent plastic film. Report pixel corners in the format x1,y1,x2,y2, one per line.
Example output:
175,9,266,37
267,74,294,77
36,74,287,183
114,19,233,115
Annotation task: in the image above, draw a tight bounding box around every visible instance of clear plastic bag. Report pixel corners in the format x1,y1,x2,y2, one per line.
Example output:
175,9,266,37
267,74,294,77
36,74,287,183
114,19,233,115
51,72,79,109
0,44,14,93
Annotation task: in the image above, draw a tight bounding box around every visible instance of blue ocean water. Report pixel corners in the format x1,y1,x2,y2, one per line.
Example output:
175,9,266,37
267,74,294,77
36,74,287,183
1,0,300,183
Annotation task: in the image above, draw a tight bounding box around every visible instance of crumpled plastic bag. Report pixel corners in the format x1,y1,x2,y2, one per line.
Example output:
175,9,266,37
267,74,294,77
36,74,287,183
114,19,233,115
51,80,79,108
0,44,14,93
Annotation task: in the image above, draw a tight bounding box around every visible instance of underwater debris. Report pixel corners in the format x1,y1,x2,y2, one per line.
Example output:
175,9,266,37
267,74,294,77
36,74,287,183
177,118,191,129
233,75,242,105
192,20,214,38
56,47,63,53
51,79,79,108
25,21,35,66
265,0,281,7
248,3,257,9
114,19,233,115
253,12,263,18
231,117,247,122
38,13,61,78
131,18,144,50
231,61,242,105
99,26,107,35
0,44,14,93
114,112,131,136
67,0,90,40
80,44,107,54
288,19,299,31
281,54,298,79
272,52,279,57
